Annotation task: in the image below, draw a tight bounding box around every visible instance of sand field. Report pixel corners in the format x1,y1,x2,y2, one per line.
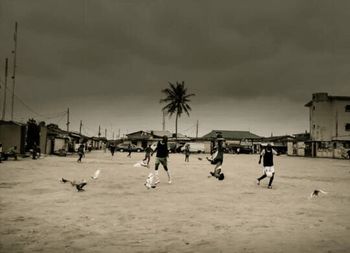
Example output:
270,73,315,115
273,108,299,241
0,151,350,253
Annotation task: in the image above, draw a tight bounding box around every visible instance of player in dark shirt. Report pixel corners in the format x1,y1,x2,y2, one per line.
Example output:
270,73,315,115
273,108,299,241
257,144,279,189
184,144,190,162
152,135,172,184
207,136,225,180
143,145,153,165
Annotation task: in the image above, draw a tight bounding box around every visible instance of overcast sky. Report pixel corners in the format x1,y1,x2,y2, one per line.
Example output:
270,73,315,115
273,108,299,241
0,0,349,138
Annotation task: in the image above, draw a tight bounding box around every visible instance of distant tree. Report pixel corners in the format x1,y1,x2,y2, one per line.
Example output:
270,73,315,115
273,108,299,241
160,81,195,139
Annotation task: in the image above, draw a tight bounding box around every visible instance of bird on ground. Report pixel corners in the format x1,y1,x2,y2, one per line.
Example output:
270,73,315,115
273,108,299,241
60,170,100,192
310,189,328,198
75,182,87,192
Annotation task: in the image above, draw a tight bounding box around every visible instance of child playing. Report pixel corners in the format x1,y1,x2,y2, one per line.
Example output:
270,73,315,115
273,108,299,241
184,144,190,162
143,145,152,165
207,135,225,180
77,144,85,163
151,135,172,185
257,144,279,189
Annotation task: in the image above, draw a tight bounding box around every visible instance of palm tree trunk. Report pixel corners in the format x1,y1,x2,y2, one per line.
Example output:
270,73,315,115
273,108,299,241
175,113,178,140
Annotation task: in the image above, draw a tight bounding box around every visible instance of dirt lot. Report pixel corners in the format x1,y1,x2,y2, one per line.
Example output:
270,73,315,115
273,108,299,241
0,151,349,253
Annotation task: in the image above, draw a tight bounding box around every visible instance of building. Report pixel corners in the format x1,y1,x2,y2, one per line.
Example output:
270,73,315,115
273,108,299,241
287,132,310,157
0,120,26,154
259,135,295,154
46,124,70,154
201,130,261,153
126,130,190,149
304,93,350,158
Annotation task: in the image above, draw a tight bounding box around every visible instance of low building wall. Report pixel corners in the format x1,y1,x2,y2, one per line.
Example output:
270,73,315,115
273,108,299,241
54,138,67,152
0,123,26,153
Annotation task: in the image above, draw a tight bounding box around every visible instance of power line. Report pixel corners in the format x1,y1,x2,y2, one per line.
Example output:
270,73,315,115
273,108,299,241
1,79,66,121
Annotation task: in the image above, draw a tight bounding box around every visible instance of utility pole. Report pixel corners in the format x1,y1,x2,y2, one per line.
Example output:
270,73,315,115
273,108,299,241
66,108,70,132
98,125,101,137
79,120,83,134
196,120,199,138
11,22,18,121
118,129,120,138
335,110,339,138
105,128,107,138
162,110,166,131
1,58,8,121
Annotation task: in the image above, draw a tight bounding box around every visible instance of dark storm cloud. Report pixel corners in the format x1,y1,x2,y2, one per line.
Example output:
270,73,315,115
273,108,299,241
0,0,349,135
3,1,348,95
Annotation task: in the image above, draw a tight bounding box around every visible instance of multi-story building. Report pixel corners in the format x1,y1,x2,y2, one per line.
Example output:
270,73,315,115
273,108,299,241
305,93,350,158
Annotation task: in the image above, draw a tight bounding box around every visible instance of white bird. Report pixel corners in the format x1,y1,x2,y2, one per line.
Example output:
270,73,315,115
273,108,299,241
91,169,101,180
310,189,328,198
134,161,149,168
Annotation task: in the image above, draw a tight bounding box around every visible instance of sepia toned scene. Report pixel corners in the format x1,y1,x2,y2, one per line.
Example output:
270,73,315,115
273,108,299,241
0,1,350,252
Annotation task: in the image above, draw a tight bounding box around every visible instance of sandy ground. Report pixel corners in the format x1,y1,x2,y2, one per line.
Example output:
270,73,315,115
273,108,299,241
0,151,350,253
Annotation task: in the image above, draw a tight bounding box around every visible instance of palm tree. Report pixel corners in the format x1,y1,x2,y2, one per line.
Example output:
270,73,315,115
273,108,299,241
160,81,195,139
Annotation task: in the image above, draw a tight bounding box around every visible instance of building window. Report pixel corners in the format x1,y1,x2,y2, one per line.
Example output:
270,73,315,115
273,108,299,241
346,123,350,131
346,105,350,112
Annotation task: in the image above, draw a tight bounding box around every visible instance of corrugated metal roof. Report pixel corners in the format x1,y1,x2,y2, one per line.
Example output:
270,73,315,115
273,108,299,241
202,130,260,140
151,130,173,137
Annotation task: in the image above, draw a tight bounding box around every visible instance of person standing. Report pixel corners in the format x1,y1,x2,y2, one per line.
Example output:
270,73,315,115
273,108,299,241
257,144,279,189
152,136,172,184
127,143,132,158
77,144,85,163
110,143,116,157
32,143,38,160
184,144,190,162
143,144,152,165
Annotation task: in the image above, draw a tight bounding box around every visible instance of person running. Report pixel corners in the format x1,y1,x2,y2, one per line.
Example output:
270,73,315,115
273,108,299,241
143,145,152,165
32,143,38,160
257,144,279,189
152,135,172,184
207,136,225,180
77,144,85,163
184,144,190,162
127,143,132,158
110,143,116,156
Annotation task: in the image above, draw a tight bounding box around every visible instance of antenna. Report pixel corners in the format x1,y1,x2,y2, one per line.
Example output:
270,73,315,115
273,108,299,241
11,22,18,121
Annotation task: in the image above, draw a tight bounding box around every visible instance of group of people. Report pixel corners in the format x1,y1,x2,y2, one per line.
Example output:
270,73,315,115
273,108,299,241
0,143,18,162
0,142,41,162
141,134,279,189
70,132,281,189
207,135,279,188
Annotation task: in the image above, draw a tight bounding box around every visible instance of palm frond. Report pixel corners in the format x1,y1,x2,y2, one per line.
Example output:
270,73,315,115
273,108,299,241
160,81,195,121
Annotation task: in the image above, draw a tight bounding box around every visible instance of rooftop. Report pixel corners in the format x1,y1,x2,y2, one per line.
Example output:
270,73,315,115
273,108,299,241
202,130,261,140
305,93,350,107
